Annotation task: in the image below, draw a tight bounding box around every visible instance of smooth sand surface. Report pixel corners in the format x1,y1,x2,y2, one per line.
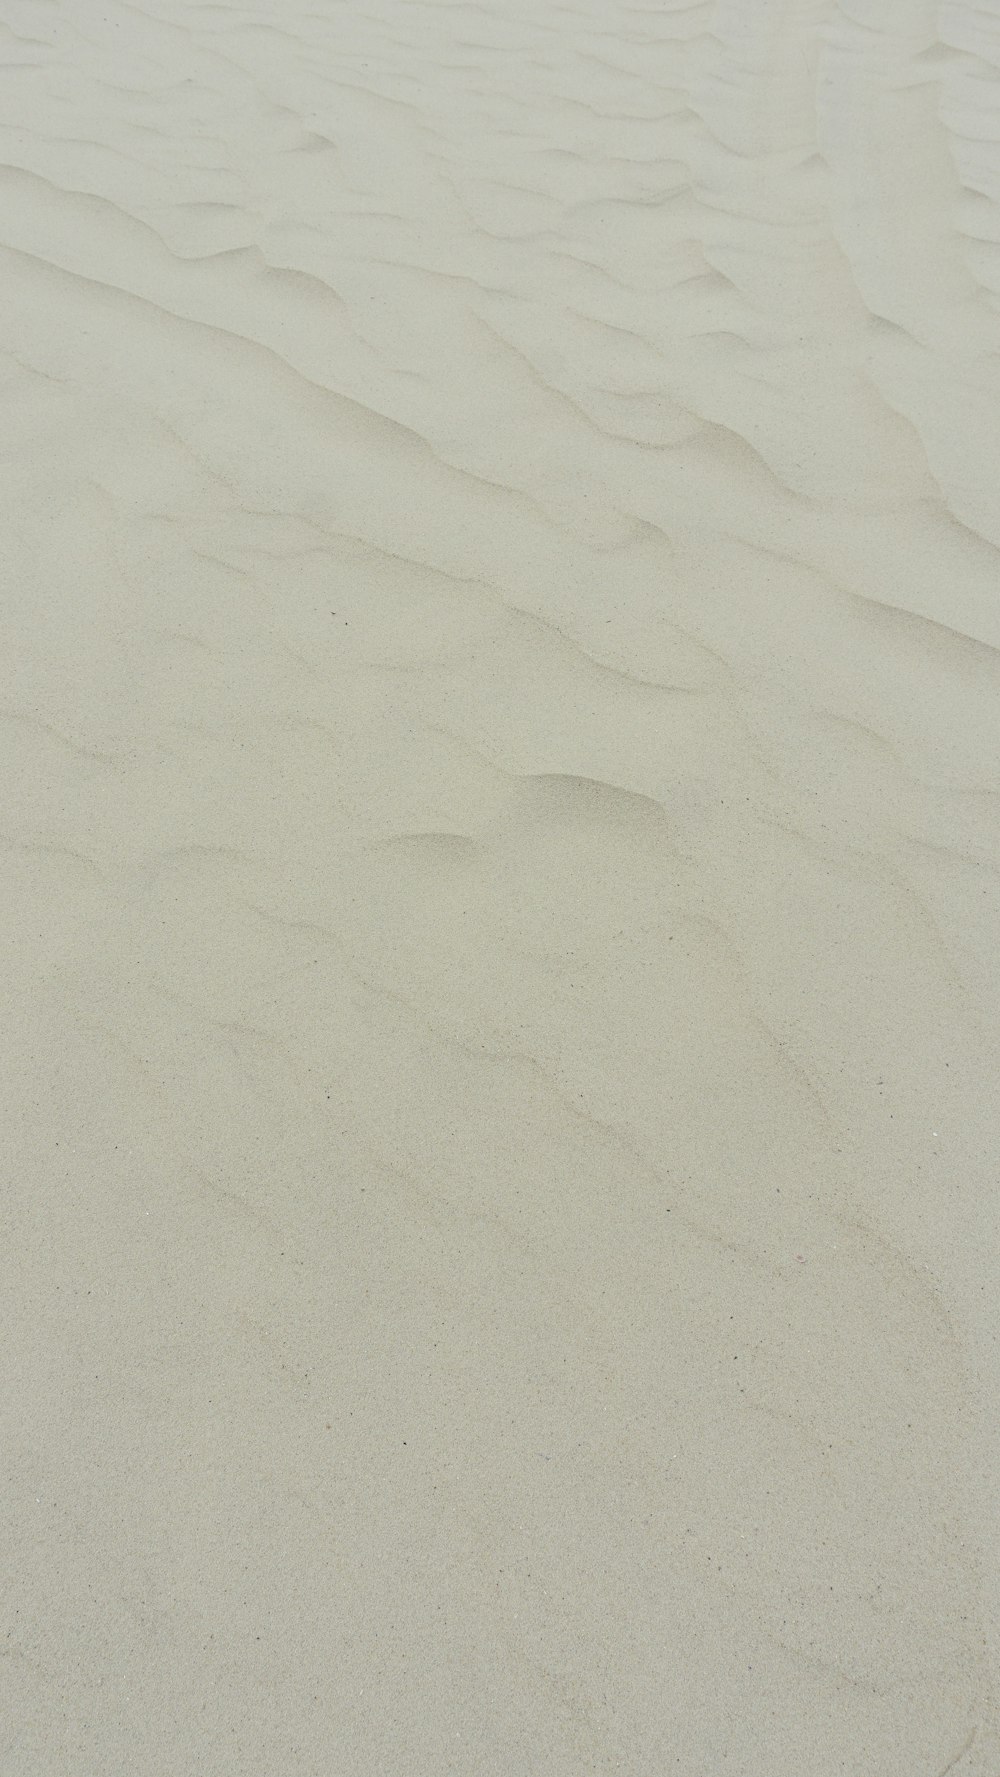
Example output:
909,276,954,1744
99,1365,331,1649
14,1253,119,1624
3,1,1000,1771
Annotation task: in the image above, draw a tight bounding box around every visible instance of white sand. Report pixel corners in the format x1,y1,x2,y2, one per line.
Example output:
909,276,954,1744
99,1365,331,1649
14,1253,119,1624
2,1,999,1770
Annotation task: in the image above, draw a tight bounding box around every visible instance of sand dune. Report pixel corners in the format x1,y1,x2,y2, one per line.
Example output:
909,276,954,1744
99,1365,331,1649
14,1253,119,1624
2,1,999,1771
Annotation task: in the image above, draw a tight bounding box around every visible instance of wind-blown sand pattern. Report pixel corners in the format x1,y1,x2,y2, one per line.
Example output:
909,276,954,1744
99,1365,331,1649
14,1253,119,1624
2,1,999,1770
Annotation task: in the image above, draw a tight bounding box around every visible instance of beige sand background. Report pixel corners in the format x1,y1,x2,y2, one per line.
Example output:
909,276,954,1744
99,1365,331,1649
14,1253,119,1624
2,0,999,1771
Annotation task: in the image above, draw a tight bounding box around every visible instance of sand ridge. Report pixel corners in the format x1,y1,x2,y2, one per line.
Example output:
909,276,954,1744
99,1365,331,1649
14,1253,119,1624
2,1,999,1771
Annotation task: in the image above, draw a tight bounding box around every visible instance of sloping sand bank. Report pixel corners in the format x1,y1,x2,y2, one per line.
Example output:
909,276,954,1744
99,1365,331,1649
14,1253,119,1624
2,1,999,1771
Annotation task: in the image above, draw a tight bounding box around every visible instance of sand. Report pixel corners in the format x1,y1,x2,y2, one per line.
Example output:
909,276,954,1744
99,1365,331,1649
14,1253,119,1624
2,0,999,1770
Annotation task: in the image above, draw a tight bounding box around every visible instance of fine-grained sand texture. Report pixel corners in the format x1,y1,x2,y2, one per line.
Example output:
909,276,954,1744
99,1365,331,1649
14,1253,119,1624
2,2,999,1772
